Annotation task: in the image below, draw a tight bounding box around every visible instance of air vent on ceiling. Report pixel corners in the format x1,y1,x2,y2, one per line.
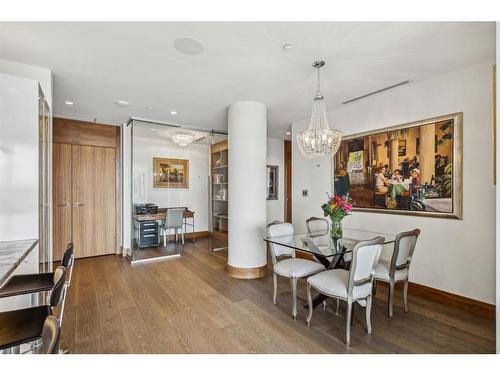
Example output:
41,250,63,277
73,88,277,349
342,80,411,105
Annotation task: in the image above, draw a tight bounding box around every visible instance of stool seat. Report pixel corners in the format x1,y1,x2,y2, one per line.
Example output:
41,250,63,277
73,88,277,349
0,273,54,299
0,305,52,350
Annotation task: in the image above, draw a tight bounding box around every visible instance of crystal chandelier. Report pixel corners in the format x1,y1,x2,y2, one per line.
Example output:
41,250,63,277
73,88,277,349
172,133,195,147
296,60,342,159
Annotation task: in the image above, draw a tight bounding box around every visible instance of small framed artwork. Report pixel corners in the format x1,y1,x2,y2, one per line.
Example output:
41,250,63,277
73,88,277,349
153,158,189,188
266,165,278,200
398,139,407,157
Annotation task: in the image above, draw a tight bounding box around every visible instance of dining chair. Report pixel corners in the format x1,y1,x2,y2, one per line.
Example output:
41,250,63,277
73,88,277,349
373,228,421,318
267,221,325,319
162,208,185,246
306,216,352,270
306,236,385,346
306,217,329,234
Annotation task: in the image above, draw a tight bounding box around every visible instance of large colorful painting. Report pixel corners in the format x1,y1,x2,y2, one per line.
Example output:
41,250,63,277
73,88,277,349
153,157,189,188
334,113,463,219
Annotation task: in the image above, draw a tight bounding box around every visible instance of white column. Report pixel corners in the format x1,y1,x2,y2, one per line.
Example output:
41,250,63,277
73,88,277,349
227,101,267,279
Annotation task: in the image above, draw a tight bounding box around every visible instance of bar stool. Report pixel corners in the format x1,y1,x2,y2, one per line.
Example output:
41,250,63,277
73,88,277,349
0,266,66,352
0,243,74,299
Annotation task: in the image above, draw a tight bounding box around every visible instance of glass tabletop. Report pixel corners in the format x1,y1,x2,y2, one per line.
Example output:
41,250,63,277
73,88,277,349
264,227,396,258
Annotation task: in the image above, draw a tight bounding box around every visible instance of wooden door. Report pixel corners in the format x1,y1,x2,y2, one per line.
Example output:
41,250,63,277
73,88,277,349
284,140,292,223
72,145,116,258
53,143,73,261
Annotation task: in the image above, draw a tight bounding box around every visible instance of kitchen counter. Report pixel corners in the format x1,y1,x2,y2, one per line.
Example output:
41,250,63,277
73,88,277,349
0,239,38,287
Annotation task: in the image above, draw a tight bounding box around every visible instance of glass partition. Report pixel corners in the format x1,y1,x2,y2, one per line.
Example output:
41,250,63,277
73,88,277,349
128,119,227,262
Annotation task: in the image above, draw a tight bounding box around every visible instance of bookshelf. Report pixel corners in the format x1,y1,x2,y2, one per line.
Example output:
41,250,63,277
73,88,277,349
211,139,228,240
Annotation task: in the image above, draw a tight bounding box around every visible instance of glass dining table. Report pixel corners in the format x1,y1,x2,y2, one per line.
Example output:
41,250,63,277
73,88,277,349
264,227,397,308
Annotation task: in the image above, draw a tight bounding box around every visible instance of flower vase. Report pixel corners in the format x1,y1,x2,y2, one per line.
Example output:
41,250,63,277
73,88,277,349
330,219,343,240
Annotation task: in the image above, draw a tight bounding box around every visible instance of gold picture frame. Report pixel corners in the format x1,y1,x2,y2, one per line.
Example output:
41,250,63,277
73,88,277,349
153,157,189,188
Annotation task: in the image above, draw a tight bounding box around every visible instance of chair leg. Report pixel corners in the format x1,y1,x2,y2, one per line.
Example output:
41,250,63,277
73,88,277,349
403,279,409,313
372,279,377,297
388,280,395,318
336,298,340,315
322,300,327,310
346,302,352,346
291,277,298,319
306,282,313,326
366,295,372,334
273,273,278,304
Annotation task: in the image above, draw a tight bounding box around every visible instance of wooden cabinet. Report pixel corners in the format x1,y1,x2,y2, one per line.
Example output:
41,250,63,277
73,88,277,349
52,119,119,260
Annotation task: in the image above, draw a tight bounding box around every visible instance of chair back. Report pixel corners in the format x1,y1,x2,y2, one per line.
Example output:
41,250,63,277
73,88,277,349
61,242,74,268
49,266,66,307
40,315,60,354
61,242,75,287
306,217,329,235
166,208,184,228
266,221,295,264
391,229,420,273
348,237,384,296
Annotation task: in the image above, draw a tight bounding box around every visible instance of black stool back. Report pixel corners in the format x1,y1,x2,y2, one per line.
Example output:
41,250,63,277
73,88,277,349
61,243,74,268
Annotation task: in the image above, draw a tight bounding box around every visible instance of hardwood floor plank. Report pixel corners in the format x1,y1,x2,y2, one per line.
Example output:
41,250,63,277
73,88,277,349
58,240,496,354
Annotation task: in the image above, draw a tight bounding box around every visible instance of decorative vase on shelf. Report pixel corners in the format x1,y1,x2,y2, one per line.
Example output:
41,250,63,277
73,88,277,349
330,219,343,240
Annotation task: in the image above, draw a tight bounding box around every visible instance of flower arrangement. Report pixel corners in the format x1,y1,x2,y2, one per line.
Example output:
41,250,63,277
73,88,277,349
321,194,354,239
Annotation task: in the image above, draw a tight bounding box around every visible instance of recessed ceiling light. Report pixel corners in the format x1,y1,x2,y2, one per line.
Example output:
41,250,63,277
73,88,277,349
145,105,152,110
170,110,177,115
151,128,157,131
285,131,291,135
282,43,293,51
174,37,205,55
64,100,74,106
115,100,131,107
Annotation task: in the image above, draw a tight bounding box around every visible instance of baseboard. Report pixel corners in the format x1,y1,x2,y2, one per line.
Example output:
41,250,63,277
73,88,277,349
226,264,267,279
163,230,210,241
378,280,495,321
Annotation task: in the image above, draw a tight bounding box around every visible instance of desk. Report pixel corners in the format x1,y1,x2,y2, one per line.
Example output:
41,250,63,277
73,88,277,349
133,208,196,243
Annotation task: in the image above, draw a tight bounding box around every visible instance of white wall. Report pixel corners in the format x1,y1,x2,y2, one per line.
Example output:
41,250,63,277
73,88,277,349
266,137,285,223
133,136,209,233
0,58,52,108
293,61,496,304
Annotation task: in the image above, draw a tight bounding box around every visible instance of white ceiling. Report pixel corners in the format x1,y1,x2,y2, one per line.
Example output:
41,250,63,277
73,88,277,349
0,22,495,138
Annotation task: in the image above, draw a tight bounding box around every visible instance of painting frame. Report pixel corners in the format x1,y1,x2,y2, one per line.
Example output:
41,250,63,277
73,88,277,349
153,157,189,189
334,112,463,219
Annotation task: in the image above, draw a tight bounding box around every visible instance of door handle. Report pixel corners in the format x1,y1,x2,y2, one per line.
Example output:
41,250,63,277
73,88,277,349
58,203,70,208
74,202,85,207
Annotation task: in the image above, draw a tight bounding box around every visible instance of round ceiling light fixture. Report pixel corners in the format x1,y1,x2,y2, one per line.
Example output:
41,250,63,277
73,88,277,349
172,132,195,147
115,99,131,107
64,100,74,106
170,110,178,115
174,37,205,55
282,43,293,51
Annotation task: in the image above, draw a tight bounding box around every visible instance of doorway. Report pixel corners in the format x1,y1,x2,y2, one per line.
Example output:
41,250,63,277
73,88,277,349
52,118,120,260
284,140,292,223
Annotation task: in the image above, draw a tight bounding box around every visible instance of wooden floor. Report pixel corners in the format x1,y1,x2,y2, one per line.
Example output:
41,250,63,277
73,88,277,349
60,238,496,354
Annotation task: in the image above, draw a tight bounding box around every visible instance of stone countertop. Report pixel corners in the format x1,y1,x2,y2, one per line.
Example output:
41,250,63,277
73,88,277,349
0,239,38,287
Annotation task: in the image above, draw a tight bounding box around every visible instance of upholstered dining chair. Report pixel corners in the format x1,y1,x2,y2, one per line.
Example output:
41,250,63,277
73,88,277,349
267,221,325,319
306,216,352,268
373,228,421,318
306,236,385,346
306,216,329,234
